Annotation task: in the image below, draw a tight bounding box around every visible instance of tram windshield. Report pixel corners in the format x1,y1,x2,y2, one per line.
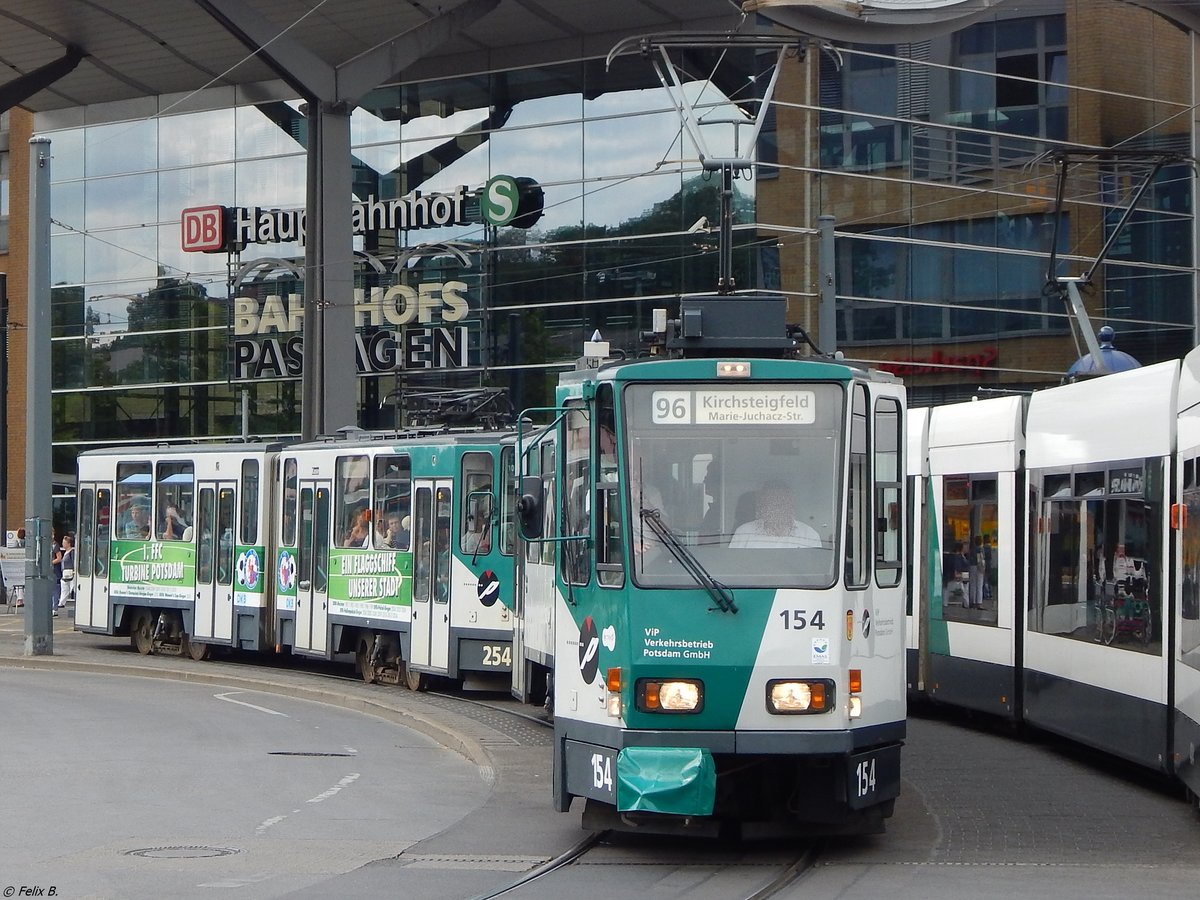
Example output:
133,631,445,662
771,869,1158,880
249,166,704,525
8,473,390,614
623,381,845,589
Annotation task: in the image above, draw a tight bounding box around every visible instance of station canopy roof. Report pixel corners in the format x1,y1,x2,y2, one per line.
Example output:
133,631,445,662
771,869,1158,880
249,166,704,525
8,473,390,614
0,0,749,114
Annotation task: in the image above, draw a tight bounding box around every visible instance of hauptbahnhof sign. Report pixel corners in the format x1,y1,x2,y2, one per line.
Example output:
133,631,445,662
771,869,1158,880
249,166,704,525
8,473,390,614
181,174,542,252
184,175,543,379
232,284,473,379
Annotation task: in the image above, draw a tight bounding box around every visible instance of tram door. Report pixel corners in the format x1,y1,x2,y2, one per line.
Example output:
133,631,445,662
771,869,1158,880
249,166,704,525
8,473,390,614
410,481,452,671
194,483,236,643
295,482,332,655
74,483,112,631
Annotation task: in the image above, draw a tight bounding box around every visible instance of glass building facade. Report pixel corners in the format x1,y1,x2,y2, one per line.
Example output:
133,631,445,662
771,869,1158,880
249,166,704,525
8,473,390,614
22,0,1198,479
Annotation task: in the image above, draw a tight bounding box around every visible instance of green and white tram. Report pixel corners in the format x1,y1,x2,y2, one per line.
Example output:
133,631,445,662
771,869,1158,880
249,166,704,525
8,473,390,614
74,429,518,687
514,297,907,835
75,443,283,658
274,431,517,688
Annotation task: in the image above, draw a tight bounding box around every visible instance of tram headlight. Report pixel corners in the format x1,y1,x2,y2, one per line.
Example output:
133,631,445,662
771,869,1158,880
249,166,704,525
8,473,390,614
766,679,834,714
636,678,704,713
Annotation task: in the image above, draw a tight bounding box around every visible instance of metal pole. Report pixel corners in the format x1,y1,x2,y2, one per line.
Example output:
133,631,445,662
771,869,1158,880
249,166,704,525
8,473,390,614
717,163,734,294
25,136,52,655
301,105,320,441
0,271,7,542
818,214,837,354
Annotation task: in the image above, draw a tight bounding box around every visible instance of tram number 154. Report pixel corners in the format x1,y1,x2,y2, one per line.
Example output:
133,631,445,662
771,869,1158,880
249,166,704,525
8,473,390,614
591,753,614,792
854,758,877,799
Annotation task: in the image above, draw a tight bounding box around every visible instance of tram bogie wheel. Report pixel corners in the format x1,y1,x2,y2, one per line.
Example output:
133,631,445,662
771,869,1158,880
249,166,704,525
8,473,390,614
185,637,209,661
357,633,377,685
405,666,427,692
131,610,154,655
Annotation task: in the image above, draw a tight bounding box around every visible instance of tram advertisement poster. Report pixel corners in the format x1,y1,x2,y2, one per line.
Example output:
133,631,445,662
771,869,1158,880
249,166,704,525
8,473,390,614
234,545,267,608
328,549,412,618
109,539,194,603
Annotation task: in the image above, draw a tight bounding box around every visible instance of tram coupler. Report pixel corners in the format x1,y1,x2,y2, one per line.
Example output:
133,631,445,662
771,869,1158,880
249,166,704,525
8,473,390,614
152,612,168,645
371,634,402,685
152,611,186,655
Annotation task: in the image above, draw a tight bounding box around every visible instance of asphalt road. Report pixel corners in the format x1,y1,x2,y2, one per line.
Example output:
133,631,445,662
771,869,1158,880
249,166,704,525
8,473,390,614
1,669,491,899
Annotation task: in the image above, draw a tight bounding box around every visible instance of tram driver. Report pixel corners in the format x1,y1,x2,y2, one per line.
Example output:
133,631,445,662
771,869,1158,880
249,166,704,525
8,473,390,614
729,481,820,549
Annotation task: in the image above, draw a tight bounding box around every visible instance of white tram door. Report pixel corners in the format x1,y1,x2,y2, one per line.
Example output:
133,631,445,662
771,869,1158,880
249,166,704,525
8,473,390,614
75,483,113,631
295,482,332,655
410,481,452,671
194,483,236,643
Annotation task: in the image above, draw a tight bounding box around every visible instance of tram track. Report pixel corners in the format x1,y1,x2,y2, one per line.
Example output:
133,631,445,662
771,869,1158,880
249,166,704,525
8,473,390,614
467,832,821,900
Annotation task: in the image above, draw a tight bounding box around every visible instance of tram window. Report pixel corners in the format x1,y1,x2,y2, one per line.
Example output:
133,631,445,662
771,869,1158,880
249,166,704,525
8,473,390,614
845,385,870,588
461,451,494,555
78,488,94,578
435,487,452,603
541,443,556,566
942,474,998,624
298,488,314,584
874,397,902,588
622,381,844,589
372,455,411,550
240,459,259,546
522,443,543,564
282,458,299,546
1182,476,1200,668
313,487,331,593
562,404,591,586
197,488,215,584
217,488,235,585
413,487,433,602
596,386,623,587
500,446,516,556
336,455,370,548
116,462,151,540
1032,463,1163,654
95,488,111,576
154,461,194,542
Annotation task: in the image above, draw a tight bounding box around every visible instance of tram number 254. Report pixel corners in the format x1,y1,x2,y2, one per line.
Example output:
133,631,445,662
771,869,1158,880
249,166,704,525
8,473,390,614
482,644,512,667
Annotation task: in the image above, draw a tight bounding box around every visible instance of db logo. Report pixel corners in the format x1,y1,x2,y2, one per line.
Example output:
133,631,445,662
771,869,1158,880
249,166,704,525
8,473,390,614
181,206,226,252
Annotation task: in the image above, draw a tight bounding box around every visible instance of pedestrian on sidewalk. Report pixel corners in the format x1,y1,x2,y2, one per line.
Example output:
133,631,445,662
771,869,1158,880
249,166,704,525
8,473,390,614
58,535,75,610
50,532,63,616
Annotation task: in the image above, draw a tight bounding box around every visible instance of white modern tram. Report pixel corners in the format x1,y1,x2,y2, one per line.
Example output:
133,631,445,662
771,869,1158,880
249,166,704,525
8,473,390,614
909,347,1200,802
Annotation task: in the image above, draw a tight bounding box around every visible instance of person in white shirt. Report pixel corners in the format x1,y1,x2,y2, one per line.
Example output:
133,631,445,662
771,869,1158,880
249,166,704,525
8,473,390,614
729,480,820,549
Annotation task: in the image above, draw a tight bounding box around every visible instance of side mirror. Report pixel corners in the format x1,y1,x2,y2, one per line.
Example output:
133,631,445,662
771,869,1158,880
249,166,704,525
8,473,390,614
516,475,544,540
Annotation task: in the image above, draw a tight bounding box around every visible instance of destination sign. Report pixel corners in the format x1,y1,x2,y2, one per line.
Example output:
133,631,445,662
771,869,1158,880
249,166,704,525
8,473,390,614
651,389,816,425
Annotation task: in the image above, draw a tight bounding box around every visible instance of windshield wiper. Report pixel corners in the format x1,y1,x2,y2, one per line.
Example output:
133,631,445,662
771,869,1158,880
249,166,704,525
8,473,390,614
640,508,737,614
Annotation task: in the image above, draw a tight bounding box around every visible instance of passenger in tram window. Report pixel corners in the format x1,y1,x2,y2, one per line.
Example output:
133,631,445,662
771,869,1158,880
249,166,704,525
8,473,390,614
159,504,187,541
377,512,409,550
729,481,820,549
343,505,371,547
123,503,150,540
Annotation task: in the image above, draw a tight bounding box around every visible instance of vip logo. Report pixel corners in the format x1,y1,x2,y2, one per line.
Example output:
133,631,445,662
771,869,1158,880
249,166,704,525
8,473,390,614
181,205,226,252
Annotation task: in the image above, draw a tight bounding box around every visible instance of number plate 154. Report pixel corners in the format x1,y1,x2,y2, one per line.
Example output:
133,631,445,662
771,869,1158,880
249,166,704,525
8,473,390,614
845,744,901,810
